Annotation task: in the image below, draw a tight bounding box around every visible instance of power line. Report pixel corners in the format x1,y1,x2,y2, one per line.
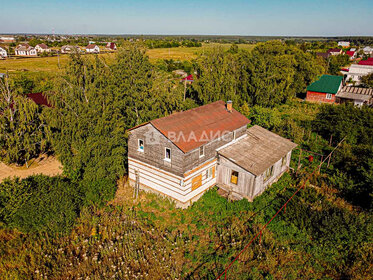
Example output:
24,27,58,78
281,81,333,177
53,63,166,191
216,138,345,280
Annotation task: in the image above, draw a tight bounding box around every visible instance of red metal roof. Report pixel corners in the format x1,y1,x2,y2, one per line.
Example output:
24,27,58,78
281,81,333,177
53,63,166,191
134,100,250,153
328,48,341,53
182,74,194,82
27,93,52,107
346,51,355,57
359,58,373,66
86,44,98,49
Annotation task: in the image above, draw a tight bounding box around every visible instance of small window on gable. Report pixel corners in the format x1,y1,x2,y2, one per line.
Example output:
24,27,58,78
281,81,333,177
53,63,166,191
138,139,144,152
199,146,205,157
326,93,332,100
165,148,171,161
230,170,239,185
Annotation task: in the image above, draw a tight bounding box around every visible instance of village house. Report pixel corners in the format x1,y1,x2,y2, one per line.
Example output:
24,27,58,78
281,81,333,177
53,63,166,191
127,100,297,207
35,43,51,53
86,44,100,53
338,41,350,48
15,44,37,56
346,50,356,60
316,52,330,59
0,47,7,58
61,45,81,54
363,46,373,55
344,63,373,84
327,48,342,56
306,75,343,104
336,86,373,107
0,36,15,43
217,125,297,200
106,42,117,50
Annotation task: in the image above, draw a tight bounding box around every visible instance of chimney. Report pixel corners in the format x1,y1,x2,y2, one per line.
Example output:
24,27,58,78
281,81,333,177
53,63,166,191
226,100,233,112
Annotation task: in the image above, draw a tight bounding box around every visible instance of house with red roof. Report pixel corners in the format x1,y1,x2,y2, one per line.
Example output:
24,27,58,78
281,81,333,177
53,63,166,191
345,50,356,60
127,100,297,207
106,42,117,50
327,48,342,56
86,44,100,53
35,43,51,53
26,93,52,107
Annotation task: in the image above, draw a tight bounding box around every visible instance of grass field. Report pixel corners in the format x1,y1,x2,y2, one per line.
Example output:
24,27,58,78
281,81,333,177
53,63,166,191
0,43,256,74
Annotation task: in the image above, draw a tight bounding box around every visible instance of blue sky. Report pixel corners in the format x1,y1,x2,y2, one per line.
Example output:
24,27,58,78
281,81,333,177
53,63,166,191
1,0,372,36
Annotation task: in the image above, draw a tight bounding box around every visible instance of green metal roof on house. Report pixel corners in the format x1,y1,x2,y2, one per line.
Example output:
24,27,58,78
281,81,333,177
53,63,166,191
307,75,343,94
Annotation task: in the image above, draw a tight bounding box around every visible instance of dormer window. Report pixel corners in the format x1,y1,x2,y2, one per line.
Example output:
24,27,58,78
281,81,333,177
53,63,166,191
165,148,171,161
199,146,205,157
138,139,144,152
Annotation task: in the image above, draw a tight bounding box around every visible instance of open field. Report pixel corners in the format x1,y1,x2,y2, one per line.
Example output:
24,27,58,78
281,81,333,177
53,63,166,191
0,43,256,74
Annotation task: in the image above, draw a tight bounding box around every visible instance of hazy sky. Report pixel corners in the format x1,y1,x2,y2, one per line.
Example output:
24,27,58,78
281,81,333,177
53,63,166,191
1,0,372,36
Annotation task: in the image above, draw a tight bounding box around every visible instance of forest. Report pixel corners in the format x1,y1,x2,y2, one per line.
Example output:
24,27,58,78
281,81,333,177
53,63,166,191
0,41,372,279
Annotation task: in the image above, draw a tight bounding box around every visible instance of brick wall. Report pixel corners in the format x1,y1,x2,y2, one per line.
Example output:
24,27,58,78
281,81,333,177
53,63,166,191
306,91,336,104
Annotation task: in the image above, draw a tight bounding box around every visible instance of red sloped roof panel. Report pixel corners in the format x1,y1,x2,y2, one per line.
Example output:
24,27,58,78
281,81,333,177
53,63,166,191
26,92,52,107
148,100,250,153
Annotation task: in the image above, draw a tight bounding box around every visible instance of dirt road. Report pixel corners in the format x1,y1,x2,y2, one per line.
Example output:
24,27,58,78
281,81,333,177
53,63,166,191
0,156,63,182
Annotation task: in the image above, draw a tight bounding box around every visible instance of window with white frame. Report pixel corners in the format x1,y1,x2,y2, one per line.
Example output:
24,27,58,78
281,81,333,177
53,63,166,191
165,148,171,161
138,139,144,152
326,93,332,100
199,145,205,157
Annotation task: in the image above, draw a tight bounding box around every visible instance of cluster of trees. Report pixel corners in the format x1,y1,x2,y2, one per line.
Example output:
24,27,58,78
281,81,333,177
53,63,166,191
191,41,324,107
145,39,202,49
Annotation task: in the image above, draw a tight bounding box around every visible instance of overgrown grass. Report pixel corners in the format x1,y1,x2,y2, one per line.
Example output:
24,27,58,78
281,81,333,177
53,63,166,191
0,171,371,279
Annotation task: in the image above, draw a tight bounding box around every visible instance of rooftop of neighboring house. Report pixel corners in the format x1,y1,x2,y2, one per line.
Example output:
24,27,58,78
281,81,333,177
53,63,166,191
36,43,49,49
15,43,34,51
218,125,297,176
128,100,250,153
328,48,341,53
86,44,98,49
182,74,194,82
307,75,343,94
26,92,52,107
346,51,355,57
336,86,373,102
348,63,373,74
358,58,373,66
106,42,116,49
316,52,330,59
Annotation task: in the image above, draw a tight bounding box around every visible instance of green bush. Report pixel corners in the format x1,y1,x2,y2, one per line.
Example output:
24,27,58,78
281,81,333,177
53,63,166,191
0,175,117,234
0,175,81,233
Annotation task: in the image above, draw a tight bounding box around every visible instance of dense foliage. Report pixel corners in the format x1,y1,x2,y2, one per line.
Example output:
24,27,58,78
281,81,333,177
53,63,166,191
0,175,116,233
46,45,186,181
191,41,324,107
0,76,50,164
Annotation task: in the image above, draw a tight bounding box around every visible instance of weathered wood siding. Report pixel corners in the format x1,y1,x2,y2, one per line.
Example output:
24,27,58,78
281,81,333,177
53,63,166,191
128,123,185,176
128,156,217,207
217,155,255,199
183,125,247,174
217,150,292,200
129,123,247,176
252,151,291,198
